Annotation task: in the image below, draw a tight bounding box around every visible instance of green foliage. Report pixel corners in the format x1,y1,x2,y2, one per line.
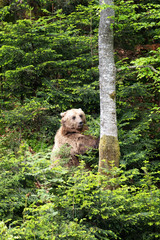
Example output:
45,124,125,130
115,0,160,169
114,0,160,48
1,0,159,170
0,98,59,152
0,1,160,239
0,143,159,239
0,4,99,110
0,221,14,240
0,2,99,151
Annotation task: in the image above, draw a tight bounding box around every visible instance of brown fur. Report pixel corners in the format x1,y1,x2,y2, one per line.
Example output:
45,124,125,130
51,108,99,167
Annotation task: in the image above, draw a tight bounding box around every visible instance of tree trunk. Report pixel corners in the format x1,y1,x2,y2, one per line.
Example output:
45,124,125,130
98,0,120,174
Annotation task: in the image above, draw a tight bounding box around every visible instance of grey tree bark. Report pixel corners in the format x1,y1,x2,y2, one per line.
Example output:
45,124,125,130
98,0,120,174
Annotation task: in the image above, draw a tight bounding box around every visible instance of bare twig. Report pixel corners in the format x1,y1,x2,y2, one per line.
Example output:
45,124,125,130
117,65,159,74
32,107,47,113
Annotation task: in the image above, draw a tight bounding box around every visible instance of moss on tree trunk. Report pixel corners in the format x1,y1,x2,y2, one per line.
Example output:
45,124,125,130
98,135,120,174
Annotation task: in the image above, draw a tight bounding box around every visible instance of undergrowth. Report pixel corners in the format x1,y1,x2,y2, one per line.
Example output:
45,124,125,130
0,140,160,240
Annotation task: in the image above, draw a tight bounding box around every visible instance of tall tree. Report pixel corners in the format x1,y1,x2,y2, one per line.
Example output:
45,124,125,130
98,0,120,174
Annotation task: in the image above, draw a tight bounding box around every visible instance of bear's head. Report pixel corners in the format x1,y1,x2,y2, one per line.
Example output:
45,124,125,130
60,108,86,133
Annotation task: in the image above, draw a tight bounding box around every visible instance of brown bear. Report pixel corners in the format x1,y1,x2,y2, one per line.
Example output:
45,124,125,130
51,108,99,168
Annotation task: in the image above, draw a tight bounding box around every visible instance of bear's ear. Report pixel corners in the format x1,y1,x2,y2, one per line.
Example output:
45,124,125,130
78,108,82,111
60,111,66,118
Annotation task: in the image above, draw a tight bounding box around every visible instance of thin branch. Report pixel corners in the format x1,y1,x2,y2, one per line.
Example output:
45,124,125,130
117,65,159,74
32,108,47,115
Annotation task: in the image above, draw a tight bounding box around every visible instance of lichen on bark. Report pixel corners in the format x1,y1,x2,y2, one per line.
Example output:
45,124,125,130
98,135,120,174
109,91,116,100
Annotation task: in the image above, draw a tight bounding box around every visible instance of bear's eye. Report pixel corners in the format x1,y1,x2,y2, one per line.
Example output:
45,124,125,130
79,114,83,118
72,116,76,120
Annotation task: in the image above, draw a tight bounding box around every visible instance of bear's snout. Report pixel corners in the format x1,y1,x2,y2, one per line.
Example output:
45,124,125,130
78,121,83,128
